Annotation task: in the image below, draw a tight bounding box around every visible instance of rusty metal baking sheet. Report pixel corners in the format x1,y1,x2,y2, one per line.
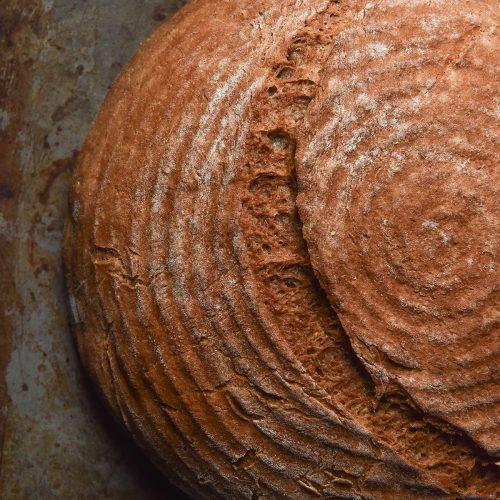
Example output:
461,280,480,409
0,1,188,498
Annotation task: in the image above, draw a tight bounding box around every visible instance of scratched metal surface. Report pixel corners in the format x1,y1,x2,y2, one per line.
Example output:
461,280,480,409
0,1,189,498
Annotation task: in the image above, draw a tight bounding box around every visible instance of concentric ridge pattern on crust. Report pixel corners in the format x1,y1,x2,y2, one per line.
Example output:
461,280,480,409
296,0,499,457
65,0,500,498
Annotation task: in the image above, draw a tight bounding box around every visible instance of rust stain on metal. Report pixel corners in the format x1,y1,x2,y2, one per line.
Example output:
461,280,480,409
0,0,188,498
37,151,78,205
0,0,40,483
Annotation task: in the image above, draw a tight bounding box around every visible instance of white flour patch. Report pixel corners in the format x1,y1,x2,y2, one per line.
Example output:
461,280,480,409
352,153,373,172
346,50,361,65
357,93,377,111
328,76,344,95
408,95,422,112
367,42,390,59
420,15,441,33
343,128,366,154
453,158,470,173
422,220,450,245
301,114,339,168
422,220,438,230
388,152,404,176
354,2,376,20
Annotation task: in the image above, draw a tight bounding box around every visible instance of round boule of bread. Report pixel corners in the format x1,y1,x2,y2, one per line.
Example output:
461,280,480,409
64,0,499,498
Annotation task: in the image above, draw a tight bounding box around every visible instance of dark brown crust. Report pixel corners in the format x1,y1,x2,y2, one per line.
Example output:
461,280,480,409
65,0,500,497
296,0,499,458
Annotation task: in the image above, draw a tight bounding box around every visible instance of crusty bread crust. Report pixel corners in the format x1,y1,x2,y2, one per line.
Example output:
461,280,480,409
296,0,499,457
65,0,499,497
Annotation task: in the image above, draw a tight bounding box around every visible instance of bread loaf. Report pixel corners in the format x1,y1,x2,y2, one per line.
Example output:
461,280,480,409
64,0,499,497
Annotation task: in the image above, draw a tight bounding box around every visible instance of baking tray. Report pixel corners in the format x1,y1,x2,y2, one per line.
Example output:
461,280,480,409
0,1,190,498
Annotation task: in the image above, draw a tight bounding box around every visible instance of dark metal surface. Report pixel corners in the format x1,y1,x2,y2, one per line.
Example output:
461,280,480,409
0,1,188,498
